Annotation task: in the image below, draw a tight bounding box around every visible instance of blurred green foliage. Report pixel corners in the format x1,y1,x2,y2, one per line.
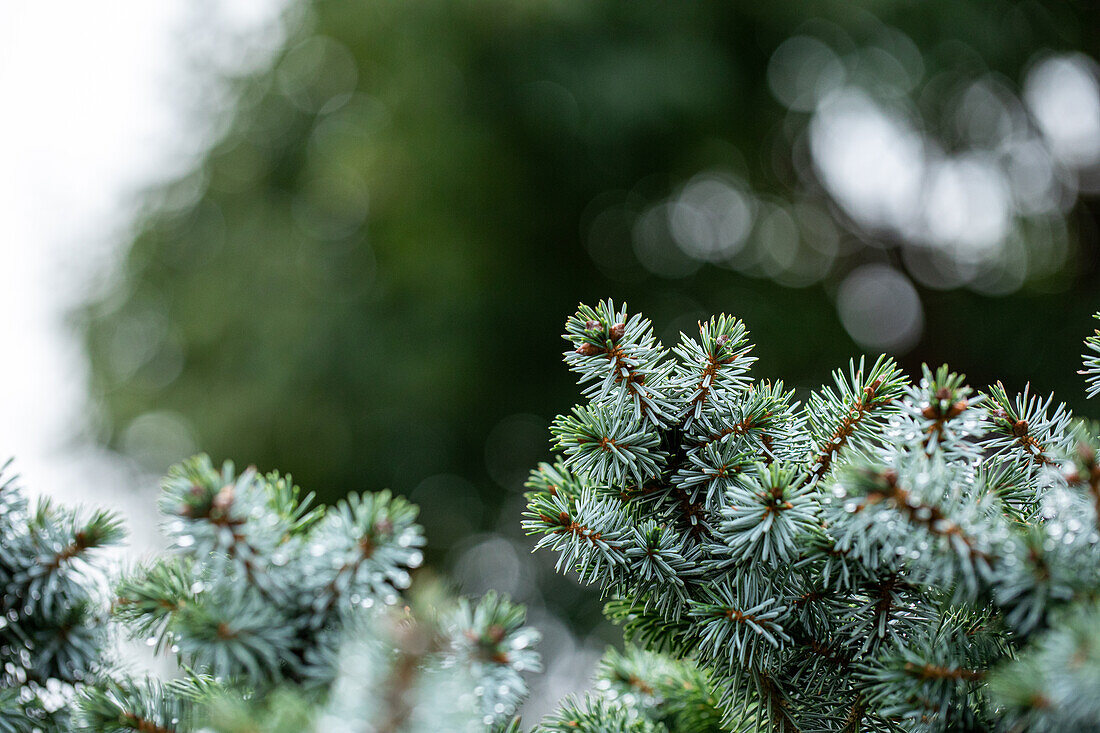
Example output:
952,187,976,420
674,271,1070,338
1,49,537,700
84,0,1100,583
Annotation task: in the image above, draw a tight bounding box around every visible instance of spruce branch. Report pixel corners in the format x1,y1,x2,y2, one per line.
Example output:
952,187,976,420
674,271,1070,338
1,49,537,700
981,382,1073,472
11,296,1100,732
0,688,51,733
977,459,1039,523
711,463,817,566
594,646,726,733
563,300,677,428
838,464,993,569
1082,312,1100,399
536,694,662,733
805,356,907,482
112,558,195,652
75,678,192,733
687,574,792,671
524,459,585,503
308,489,425,619
449,591,541,723
670,315,756,431
603,598,695,654
1062,436,1100,525
552,403,666,486
0,461,121,715
523,487,631,586
674,431,756,514
989,602,1100,731
894,365,985,461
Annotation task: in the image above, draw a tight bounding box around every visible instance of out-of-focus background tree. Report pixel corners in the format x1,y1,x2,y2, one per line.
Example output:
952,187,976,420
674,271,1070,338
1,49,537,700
12,0,1100,715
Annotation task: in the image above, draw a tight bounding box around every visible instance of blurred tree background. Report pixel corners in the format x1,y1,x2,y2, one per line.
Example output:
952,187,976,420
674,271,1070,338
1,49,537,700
82,0,1100,649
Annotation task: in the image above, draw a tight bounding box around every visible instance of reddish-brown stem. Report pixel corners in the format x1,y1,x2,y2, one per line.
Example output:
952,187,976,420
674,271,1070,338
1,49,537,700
810,379,889,480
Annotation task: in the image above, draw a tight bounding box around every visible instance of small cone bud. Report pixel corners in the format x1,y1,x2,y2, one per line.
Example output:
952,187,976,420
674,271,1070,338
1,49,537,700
576,342,601,356
212,484,235,513
584,319,600,331
609,323,626,341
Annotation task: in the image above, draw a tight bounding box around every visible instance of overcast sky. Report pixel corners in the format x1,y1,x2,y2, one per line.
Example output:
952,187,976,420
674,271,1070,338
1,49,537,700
0,0,282,551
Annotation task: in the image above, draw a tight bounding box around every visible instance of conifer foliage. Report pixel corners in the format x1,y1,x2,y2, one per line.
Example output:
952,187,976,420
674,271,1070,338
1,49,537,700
524,300,1100,731
4,302,1100,732
0,461,124,732
0,456,539,732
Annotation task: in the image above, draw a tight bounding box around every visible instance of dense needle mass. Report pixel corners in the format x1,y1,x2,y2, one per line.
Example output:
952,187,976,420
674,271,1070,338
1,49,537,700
524,303,1100,731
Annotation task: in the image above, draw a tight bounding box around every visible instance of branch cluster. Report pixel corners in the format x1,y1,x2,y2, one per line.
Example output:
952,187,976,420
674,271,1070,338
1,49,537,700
524,300,1100,732
0,457,540,733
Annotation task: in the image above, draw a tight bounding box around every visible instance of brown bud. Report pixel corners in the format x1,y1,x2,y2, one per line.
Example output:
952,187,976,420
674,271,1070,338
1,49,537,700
863,378,883,400
609,323,626,341
584,319,600,331
935,387,951,401
212,483,235,513
921,405,937,419
358,534,376,555
716,334,730,348
1078,442,1096,466
575,342,601,356
882,469,899,486
1012,419,1029,438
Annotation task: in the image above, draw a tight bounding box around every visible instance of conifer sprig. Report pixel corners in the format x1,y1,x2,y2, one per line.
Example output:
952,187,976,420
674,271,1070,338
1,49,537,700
0,461,123,729
1082,312,1100,399
563,300,677,427
670,315,756,431
805,355,907,482
981,382,1074,472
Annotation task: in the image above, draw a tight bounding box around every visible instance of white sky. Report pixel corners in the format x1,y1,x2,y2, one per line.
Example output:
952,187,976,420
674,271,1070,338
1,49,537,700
0,0,283,552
